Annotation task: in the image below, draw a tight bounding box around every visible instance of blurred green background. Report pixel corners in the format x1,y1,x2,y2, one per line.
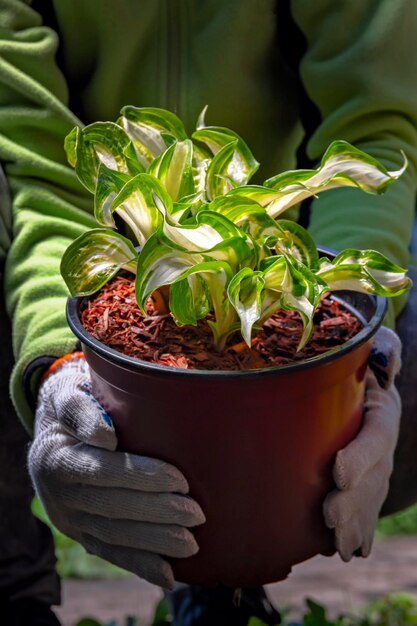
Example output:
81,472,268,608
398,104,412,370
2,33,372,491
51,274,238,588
32,496,417,580
32,498,417,625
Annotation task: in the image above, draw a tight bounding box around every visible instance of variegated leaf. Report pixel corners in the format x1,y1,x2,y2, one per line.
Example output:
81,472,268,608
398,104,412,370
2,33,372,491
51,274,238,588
169,275,210,326
137,234,239,345
152,199,252,266
147,139,195,201
135,235,201,310
205,141,239,199
193,111,259,186
119,106,188,168
169,261,234,330
262,256,324,349
110,174,171,246
228,268,265,346
94,164,131,227
275,219,319,269
60,229,138,296
65,123,132,192
263,141,407,219
317,249,412,296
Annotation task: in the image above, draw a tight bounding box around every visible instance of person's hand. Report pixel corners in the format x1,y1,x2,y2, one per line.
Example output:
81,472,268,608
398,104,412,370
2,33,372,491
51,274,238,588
28,356,205,589
323,327,402,561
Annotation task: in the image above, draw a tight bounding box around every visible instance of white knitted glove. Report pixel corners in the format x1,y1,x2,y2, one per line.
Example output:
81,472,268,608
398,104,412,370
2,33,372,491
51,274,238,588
323,327,402,561
28,356,205,589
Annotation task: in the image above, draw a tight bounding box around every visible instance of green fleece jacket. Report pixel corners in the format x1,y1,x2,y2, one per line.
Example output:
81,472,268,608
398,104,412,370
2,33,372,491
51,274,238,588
1,0,417,431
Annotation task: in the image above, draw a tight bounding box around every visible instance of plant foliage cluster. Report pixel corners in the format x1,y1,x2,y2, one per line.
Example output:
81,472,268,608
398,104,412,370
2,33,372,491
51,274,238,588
62,107,411,351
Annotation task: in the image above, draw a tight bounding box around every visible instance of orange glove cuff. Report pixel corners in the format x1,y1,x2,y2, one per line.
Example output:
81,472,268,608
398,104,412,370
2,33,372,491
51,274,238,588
41,352,85,384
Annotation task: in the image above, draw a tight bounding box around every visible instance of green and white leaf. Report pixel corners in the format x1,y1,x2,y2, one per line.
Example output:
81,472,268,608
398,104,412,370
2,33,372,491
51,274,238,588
169,275,210,326
119,106,188,168
174,192,205,223
274,219,319,269
263,141,407,219
168,261,233,331
167,258,239,350
228,268,265,346
135,235,201,311
227,183,313,220
156,203,224,252
193,113,259,184
203,236,255,269
192,116,259,173
204,141,239,199
110,173,171,246
152,200,251,265
207,196,279,263
208,195,273,229
317,249,412,296
65,123,132,192
227,184,292,206
147,139,195,201
262,256,324,349
123,141,146,176
60,229,138,296
192,153,211,195
136,234,238,345
94,164,131,227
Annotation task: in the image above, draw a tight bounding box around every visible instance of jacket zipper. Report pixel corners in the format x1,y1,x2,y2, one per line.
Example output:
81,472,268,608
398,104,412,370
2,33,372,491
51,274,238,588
159,0,187,119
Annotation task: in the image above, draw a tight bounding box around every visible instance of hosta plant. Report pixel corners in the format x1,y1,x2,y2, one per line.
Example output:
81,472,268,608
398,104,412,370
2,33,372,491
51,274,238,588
61,106,411,353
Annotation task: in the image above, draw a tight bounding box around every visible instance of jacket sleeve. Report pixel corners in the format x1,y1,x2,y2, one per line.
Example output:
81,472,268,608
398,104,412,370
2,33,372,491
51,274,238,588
0,0,96,431
292,0,417,327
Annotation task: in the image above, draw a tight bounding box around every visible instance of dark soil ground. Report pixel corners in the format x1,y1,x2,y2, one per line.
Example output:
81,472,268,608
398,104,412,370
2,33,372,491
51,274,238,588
55,536,417,625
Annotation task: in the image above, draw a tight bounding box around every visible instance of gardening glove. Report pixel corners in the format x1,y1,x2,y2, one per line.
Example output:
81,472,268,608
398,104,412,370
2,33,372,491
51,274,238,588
323,326,402,561
28,355,205,589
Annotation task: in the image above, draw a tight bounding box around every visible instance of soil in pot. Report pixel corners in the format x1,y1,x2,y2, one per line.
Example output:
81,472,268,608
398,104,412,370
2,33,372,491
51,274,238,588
80,275,363,369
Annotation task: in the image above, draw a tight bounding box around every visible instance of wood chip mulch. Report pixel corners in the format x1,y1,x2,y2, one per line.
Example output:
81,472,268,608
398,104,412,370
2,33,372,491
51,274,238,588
80,275,363,371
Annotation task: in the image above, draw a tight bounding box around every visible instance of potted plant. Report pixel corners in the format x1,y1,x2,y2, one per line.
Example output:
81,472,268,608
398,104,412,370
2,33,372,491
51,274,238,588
62,107,411,588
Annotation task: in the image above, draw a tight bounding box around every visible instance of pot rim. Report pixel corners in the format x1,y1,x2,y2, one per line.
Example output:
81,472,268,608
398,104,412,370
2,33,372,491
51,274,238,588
66,291,387,380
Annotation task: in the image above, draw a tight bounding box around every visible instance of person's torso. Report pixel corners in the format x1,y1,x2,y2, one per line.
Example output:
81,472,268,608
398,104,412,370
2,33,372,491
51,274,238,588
49,0,304,181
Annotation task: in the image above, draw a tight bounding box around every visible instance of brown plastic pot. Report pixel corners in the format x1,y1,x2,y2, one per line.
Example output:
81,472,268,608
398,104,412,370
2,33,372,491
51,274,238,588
67,280,386,588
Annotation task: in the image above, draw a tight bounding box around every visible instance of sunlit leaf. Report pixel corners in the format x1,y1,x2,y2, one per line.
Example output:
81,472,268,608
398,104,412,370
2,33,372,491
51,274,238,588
317,249,412,296
119,106,188,167
110,173,171,246
228,268,265,345
169,275,210,326
192,121,259,187
262,256,324,349
94,164,131,227
147,139,195,201
209,195,275,234
64,126,78,167
228,184,291,206
205,140,239,199
174,192,205,223
275,219,319,269
61,229,138,296
65,122,132,192
168,261,233,329
135,235,200,310
123,141,146,176
154,202,252,266
263,140,407,218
